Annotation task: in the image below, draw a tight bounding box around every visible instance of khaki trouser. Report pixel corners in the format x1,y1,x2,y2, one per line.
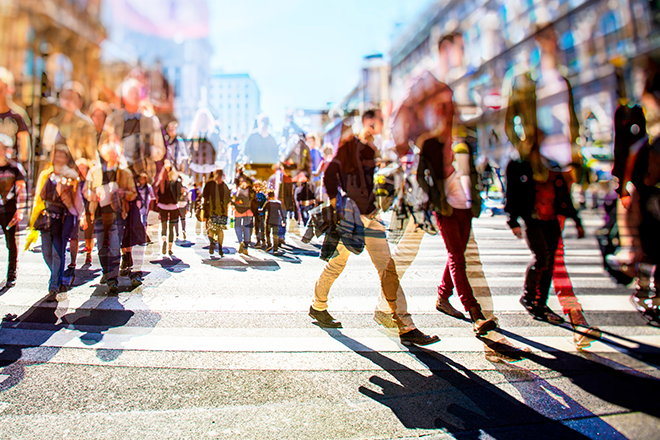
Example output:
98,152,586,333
313,214,416,333
375,217,423,323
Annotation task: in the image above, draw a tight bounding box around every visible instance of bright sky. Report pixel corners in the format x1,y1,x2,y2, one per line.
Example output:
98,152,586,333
208,0,434,132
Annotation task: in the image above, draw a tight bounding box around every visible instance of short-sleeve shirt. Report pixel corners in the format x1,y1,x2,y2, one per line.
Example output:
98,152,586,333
0,161,25,212
0,110,29,148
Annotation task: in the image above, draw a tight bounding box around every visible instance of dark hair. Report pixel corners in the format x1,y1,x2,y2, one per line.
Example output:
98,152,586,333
437,32,462,51
362,109,381,123
267,190,275,198
214,169,224,179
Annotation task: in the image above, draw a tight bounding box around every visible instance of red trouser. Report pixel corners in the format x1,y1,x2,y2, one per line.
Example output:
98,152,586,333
437,209,478,311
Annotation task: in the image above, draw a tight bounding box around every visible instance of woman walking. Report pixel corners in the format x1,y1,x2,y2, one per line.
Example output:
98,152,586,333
155,161,181,256
29,142,86,301
203,169,230,256
232,174,254,255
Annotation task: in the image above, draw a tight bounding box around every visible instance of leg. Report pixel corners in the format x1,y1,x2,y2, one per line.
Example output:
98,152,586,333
523,220,552,303
1,210,19,280
235,217,244,244
245,216,253,245
41,232,59,291
69,237,79,267
362,216,415,333
438,210,478,311
313,241,351,311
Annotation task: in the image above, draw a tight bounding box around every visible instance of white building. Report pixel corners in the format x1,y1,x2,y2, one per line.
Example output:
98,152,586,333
209,73,261,141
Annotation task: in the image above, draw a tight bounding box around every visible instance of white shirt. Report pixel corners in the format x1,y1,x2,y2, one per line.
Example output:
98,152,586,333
444,170,471,210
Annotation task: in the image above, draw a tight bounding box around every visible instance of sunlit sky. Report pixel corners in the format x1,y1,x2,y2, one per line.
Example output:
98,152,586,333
208,0,434,131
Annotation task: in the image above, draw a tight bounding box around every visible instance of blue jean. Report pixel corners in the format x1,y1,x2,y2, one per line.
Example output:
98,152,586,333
95,213,121,282
234,216,253,244
41,215,75,291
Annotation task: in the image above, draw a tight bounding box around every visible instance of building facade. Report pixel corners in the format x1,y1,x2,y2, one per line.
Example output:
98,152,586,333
390,0,659,167
208,72,261,142
100,0,213,135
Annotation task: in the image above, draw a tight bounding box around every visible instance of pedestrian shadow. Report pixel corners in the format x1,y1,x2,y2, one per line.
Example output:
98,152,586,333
500,329,660,419
71,265,103,288
0,290,161,391
202,256,281,272
150,256,191,274
175,238,194,248
320,329,594,438
551,323,660,369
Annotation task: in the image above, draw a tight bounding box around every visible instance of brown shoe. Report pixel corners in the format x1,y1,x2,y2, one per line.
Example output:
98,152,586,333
436,298,465,319
469,307,498,336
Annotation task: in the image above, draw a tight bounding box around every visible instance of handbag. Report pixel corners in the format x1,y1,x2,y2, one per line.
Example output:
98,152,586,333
33,210,51,232
34,210,62,232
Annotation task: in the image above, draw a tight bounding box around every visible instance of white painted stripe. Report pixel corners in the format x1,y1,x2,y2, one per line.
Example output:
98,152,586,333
0,293,635,313
1,327,657,354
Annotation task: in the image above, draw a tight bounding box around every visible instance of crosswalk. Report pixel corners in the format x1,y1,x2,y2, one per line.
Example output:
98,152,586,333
0,211,658,437
1,211,653,361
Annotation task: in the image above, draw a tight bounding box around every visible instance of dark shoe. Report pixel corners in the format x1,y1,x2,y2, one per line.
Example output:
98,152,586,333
100,274,108,285
58,284,69,293
107,279,119,295
130,273,143,288
309,306,342,328
5,273,16,288
209,239,215,255
84,254,92,265
168,250,174,256
373,311,397,329
119,254,130,277
400,328,440,346
519,297,564,324
162,241,167,255
436,298,465,319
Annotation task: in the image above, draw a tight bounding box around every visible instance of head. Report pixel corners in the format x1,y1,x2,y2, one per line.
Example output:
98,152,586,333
267,190,275,199
167,121,179,138
239,175,249,189
89,101,112,133
99,142,121,165
306,133,317,149
139,172,148,186
60,81,85,113
435,32,464,79
75,158,90,178
214,169,224,183
362,109,383,135
257,114,269,134
535,23,558,57
53,145,72,167
0,67,15,100
121,78,142,112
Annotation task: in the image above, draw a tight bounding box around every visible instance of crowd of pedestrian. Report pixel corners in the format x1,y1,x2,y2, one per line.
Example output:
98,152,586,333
0,22,658,350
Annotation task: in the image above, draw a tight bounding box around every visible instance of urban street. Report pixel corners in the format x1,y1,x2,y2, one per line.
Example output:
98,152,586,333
1,212,657,439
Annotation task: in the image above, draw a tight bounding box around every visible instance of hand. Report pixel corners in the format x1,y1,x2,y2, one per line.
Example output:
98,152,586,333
7,211,22,229
80,216,88,231
511,226,522,239
576,224,585,239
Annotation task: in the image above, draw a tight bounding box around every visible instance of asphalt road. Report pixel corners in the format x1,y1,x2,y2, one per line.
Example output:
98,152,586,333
0,211,658,440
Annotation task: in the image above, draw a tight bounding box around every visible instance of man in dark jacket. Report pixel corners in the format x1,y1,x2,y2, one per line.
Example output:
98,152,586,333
308,124,439,347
